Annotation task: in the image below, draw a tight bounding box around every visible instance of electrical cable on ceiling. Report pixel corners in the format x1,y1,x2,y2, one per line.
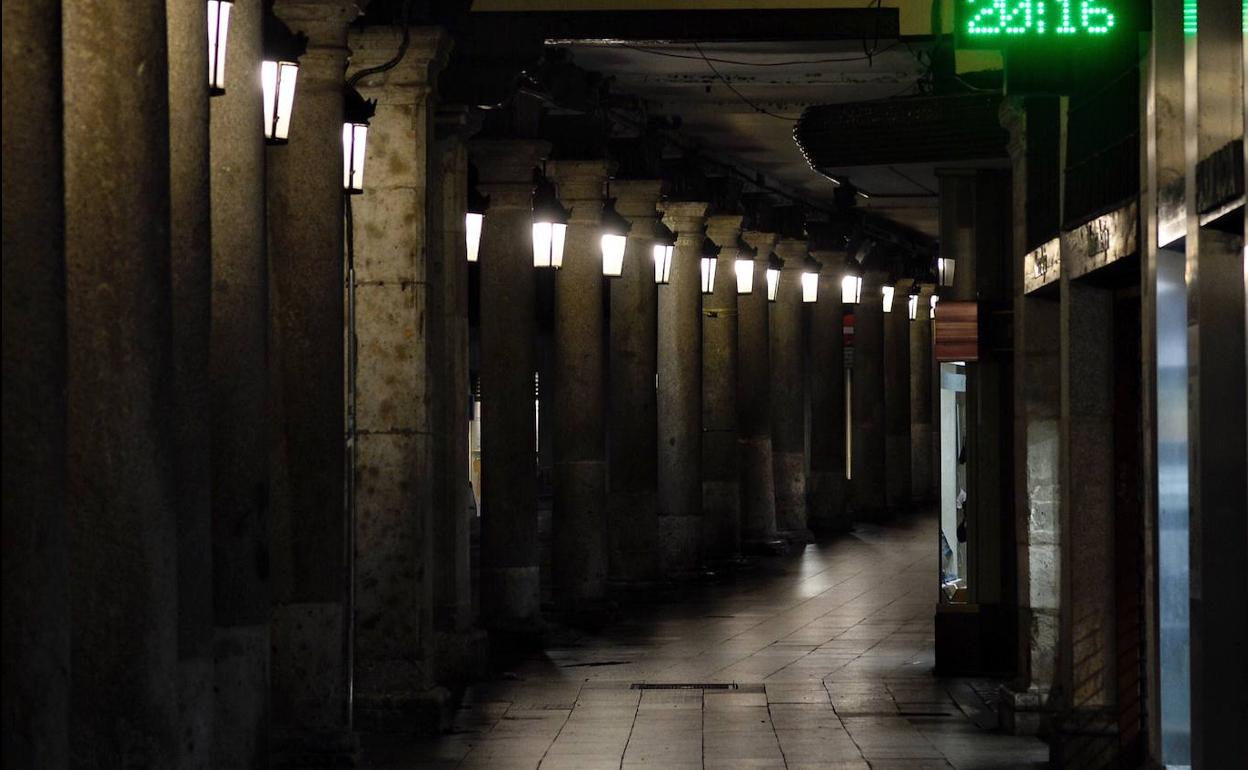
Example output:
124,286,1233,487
620,41,903,67
692,42,804,122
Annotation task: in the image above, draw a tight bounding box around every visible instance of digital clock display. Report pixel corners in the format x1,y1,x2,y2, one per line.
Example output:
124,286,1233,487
959,0,1121,40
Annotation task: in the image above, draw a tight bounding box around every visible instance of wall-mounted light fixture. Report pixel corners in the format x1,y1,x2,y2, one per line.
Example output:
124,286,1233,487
937,256,956,287
766,253,783,302
599,196,631,278
700,237,720,295
465,165,488,263
208,0,233,95
341,86,375,195
841,261,863,304
532,172,568,269
907,287,920,320
734,238,757,295
261,13,306,144
882,284,895,313
653,224,675,285
801,256,822,304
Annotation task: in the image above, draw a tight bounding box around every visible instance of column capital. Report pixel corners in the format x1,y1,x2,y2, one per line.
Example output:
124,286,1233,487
774,238,810,268
810,249,843,272
742,230,778,262
469,139,549,208
660,201,709,239
706,215,744,252
274,0,359,72
348,27,452,95
612,180,663,237
548,159,614,223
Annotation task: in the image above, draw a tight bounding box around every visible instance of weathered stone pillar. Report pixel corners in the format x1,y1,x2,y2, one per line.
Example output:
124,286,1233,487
851,269,888,518
63,0,179,763
471,138,549,633
267,0,357,757
771,239,810,538
208,0,270,763
167,0,214,764
2,1,68,765
909,285,936,504
658,202,709,576
548,160,612,611
884,279,912,515
808,255,847,533
703,216,744,563
739,231,781,547
607,181,663,589
348,26,451,731
429,106,485,680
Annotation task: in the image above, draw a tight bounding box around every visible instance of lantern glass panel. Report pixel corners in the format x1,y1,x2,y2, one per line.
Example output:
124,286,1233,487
735,259,754,294
766,267,780,301
908,293,918,320
208,0,231,93
938,256,956,286
882,285,895,312
841,274,862,304
700,257,717,294
261,59,298,142
930,294,940,311
341,122,367,193
465,212,483,263
653,243,673,284
601,233,627,277
801,271,818,303
532,221,566,269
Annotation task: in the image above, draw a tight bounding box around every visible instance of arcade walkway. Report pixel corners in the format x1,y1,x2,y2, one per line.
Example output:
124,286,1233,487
363,511,1049,769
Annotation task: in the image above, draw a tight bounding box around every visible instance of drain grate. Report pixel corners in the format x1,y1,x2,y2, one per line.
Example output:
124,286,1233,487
631,683,739,691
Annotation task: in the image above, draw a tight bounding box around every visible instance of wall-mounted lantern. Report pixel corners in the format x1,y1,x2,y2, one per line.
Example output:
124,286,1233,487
261,13,306,144
465,166,488,263
599,197,630,278
930,293,940,311
937,256,956,287
653,224,675,285
532,173,568,269
734,238,757,295
907,287,920,320
766,253,783,302
841,261,864,304
801,255,822,304
700,238,720,295
208,0,233,95
341,86,375,195
882,284,895,313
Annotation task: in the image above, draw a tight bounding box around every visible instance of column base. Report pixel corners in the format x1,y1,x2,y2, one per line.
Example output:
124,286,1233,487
271,726,358,768
355,663,452,736
659,514,702,579
777,528,814,546
435,628,490,684
742,535,789,556
213,624,268,768
1050,706,1120,770
997,684,1057,735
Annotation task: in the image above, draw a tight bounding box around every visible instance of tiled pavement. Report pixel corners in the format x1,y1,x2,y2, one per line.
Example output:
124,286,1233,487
362,510,1049,769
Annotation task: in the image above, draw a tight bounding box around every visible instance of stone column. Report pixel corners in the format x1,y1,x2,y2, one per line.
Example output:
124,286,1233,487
771,239,810,539
167,0,214,764
347,26,451,731
909,285,936,505
547,160,611,612
703,216,744,563
607,181,663,589
884,280,912,515
2,1,68,765
471,138,549,634
429,106,486,680
63,0,179,763
208,0,270,763
808,255,847,533
267,0,357,757
739,231,781,548
658,202,709,576
851,269,888,519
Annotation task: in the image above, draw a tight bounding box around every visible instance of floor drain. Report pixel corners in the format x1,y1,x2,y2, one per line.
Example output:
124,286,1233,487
631,683,739,690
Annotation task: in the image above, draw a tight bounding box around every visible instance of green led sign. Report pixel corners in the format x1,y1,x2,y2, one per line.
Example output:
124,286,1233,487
959,0,1121,41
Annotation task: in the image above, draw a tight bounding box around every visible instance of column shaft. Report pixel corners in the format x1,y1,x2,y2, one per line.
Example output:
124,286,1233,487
472,139,548,632
771,241,809,537
739,232,780,546
808,265,847,532
909,286,936,504
608,181,662,588
267,0,357,750
548,160,611,610
1,0,69,765
63,0,179,762
852,271,887,517
658,202,709,575
884,283,912,514
348,26,451,729
703,216,743,562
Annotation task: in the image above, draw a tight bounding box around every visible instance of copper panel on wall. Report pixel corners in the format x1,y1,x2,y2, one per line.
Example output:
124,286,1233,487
934,301,978,362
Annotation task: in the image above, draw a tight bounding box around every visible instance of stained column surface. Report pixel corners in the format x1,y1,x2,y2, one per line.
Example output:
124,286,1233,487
347,26,451,729
739,231,781,547
658,202,710,576
472,138,548,632
267,0,357,752
63,0,180,763
808,257,847,533
548,160,611,611
771,239,810,538
851,270,887,519
208,0,271,763
883,280,912,515
703,216,744,563
607,180,663,589
1,0,69,765
909,285,936,505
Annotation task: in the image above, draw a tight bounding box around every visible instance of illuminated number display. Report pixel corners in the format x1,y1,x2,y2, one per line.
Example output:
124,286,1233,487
962,0,1118,38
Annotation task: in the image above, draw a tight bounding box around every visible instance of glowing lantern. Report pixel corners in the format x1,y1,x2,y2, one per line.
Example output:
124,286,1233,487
532,174,568,269
261,13,306,144
599,197,630,278
208,0,232,94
